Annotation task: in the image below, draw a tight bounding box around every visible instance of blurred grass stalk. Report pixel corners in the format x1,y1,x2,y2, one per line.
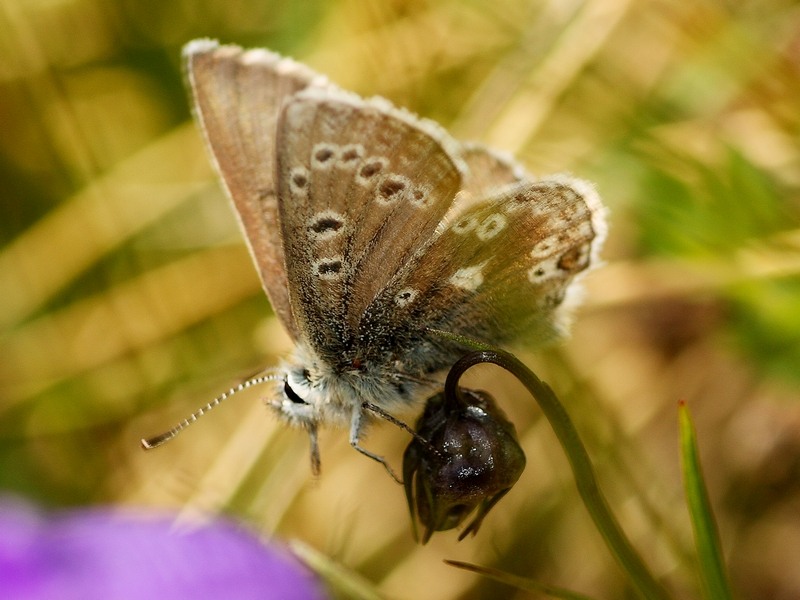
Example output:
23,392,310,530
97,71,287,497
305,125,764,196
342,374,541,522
0,125,211,332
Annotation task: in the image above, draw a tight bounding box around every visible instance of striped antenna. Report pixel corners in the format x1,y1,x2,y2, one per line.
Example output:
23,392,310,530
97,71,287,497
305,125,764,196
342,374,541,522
140,372,283,449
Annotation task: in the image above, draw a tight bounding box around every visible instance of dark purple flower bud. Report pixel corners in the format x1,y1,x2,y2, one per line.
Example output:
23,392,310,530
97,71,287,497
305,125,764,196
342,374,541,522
403,388,526,543
0,497,327,600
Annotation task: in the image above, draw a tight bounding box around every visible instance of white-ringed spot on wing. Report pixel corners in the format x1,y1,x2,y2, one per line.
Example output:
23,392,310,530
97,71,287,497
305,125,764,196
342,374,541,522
451,215,477,235
313,256,344,280
375,174,410,205
409,185,432,209
449,261,489,291
557,243,590,273
476,214,507,240
308,211,346,241
355,156,389,187
311,143,339,170
336,144,364,170
527,256,558,283
529,238,554,260
393,287,419,307
289,166,310,195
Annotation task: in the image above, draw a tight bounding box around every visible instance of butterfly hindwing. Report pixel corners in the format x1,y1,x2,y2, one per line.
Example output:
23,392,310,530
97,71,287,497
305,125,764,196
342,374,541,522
359,175,606,374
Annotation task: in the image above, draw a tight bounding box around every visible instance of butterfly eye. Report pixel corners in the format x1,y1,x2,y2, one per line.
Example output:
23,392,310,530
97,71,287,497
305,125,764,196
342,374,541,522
284,381,308,404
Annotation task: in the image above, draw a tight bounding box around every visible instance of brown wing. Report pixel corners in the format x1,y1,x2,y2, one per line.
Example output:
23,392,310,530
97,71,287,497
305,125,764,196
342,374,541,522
358,176,607,374
460,143,530,197
274,88,464,367
444,142,533,216
184,40,329,339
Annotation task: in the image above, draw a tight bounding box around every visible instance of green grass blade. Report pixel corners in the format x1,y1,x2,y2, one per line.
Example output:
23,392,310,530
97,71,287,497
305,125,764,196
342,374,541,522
678,401,734,600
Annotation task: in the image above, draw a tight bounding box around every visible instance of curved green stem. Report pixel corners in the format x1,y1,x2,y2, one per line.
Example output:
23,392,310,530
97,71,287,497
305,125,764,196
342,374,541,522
444,348,671,600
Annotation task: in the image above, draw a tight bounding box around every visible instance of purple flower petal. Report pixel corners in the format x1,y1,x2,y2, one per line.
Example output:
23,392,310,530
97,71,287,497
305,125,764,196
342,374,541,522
0,497,327,600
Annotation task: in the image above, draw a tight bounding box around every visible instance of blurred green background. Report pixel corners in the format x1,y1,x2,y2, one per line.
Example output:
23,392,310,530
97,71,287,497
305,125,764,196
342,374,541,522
2,0,799,598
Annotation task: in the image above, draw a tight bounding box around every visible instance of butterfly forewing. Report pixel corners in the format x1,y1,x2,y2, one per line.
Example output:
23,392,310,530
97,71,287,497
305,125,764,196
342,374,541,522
185,40,330,340
360,177,605,374
275,89,464,366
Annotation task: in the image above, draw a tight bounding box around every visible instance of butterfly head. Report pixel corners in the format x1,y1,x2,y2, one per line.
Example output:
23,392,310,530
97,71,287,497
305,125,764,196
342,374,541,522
266,349,354,428
267,352,336,474
267,347,423,475
272,364,317,424
270,345,428,428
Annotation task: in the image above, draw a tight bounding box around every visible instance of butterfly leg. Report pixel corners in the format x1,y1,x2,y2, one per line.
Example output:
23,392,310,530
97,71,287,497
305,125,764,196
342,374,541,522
349,407,403,484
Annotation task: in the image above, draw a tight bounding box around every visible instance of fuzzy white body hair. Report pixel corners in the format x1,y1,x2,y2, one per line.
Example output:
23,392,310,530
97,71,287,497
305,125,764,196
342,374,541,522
270,344,430,430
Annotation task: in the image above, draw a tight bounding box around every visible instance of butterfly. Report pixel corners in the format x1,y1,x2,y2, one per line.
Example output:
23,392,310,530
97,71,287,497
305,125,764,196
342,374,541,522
143,39,606,475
